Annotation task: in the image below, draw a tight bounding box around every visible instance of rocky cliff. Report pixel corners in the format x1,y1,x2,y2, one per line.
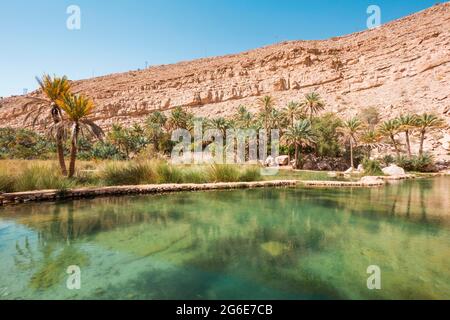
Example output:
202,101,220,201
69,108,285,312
1,3,449,159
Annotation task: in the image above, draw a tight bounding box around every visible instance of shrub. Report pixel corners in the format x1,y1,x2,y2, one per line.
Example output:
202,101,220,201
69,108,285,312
362,158,384,176
381,155,395,167
395,154,436,172
181,168,209,184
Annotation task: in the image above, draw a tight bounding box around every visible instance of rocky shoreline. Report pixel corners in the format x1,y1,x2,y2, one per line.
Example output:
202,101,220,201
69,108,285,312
0,173,433,206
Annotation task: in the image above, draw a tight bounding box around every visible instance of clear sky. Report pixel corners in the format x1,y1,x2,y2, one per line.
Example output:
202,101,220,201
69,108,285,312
0,0,445,97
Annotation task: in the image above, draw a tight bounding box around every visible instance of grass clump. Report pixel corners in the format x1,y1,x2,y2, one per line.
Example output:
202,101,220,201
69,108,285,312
99,161,156,186
362,158,384,176
207,164,240,182
238,166,262,182
0,173,15,193
15,165,74,192
155,162,184,184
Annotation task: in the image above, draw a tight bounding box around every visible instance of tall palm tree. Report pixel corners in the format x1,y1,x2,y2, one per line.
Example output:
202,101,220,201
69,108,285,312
22,75,71,175
416,113,445,156
283,101,303,127
145,111,168,149
338,117,363,169
397,114,418,157
378,119,401,157
302,92,325,120
283,120,315,169
257,96,275,133
57,94,104,178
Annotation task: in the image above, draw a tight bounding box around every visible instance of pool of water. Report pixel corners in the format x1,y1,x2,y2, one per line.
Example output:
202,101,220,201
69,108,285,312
0,177,449,300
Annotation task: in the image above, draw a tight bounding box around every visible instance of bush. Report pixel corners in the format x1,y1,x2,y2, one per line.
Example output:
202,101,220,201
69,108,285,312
362,158,384,176
181,168,209,184
395,154,436,172
381,155,395,167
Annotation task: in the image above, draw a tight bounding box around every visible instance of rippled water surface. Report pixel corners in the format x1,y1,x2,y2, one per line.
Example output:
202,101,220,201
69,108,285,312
1,178,449,300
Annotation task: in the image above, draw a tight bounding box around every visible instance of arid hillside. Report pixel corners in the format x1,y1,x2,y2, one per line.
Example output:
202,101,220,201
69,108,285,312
1,3,449,159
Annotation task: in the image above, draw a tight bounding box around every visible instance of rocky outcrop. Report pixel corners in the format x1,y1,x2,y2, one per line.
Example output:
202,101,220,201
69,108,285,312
0,3,449,159
382,165,406,176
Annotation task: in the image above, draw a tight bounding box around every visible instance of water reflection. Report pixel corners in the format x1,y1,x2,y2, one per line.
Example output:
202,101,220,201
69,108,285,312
0,177,449,299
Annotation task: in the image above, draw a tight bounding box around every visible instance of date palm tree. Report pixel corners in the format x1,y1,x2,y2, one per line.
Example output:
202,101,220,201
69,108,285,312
208,117,230,139
22,75,71,175
416,113,445,156
167,106,191,131
283,101,304,127
338,117,363,169
302,92,325,120
360,130,384,158
378,119,401,157
57,94,104,178
283,119,315,169
397,114,418,157
233,105,254,129
257,95,275,133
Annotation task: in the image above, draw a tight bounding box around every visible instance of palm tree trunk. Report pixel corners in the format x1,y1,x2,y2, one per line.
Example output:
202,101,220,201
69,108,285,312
294,143,299,169
56,132,67,176
350,139,354,169
390,134,400,157
405,131,412,157
419,129,425,156
68,124,79,178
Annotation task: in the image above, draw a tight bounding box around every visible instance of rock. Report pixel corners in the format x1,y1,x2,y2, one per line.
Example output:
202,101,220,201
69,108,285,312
382,165,406,176
265,156,276,167
360,176,385,185
344,167,354,174
275,155,290,166
328,172,337,178
356,164,364,173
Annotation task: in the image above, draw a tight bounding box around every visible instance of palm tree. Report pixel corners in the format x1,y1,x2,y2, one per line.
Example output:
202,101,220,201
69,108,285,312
257,96,275,133
145,111,168,149
283,120,315,169
167,106,191,130
338,117,363,169
302,92,325,120
360,130,384,158
283,101,303,127
22,75,71,175
233,105,253,128
57,94,104,178
416,113,445,156
378,119,401,157
208,117,229,139
397,114,418,157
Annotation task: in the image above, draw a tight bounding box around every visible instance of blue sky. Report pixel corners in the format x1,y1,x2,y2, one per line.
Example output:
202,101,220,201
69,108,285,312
0,0,445,97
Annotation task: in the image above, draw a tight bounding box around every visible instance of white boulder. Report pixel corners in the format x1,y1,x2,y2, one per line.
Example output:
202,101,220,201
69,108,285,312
276,155,290,166
382,165,406,176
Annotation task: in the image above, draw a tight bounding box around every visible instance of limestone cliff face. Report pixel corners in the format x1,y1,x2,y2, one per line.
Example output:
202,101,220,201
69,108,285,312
1,3,449,159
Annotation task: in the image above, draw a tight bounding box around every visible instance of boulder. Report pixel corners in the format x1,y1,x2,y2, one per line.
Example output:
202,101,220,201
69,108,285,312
360,176,385,185
265,156,276,167
382,165,406,176
344,167,354,174
276,155,290,166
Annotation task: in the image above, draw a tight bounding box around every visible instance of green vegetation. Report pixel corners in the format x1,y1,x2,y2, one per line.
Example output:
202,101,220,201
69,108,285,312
1,74,447,182
362,158,384,176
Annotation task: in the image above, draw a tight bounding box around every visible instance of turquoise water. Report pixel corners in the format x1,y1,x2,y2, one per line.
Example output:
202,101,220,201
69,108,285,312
0,178,449,300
